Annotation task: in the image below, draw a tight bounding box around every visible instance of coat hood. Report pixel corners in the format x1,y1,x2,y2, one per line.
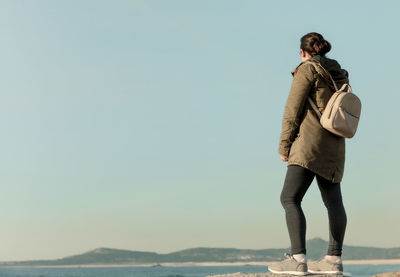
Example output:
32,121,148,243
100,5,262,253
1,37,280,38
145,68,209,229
291,56,349,89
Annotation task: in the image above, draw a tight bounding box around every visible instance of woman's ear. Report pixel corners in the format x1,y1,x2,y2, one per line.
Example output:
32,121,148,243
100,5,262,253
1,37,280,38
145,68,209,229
300,49,308,58
300,49,312,61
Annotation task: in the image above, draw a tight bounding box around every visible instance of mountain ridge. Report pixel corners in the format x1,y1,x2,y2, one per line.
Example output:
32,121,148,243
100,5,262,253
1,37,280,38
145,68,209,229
1,238,399,267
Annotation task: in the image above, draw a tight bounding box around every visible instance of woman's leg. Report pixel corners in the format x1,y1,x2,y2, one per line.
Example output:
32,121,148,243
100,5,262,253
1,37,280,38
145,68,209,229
315,175,347,256
280,165,315,254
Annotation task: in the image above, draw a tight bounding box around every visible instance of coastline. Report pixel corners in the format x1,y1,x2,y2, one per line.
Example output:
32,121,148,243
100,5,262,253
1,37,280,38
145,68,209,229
2,259,400,268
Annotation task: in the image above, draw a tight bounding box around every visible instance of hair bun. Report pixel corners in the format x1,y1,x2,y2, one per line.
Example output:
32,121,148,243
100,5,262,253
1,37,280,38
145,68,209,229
301,32,331,56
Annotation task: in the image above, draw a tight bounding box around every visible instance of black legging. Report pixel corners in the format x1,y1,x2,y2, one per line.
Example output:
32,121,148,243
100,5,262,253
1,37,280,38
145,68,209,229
280,164,347,256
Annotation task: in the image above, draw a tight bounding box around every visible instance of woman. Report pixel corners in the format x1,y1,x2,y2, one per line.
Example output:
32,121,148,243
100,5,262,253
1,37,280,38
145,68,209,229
268,32,349,275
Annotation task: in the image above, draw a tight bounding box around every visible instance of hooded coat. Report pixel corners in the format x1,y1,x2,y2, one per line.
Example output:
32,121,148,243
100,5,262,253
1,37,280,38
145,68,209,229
278,55,350,183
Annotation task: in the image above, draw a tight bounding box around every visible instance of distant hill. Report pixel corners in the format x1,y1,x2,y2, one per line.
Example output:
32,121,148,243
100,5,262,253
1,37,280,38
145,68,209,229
1,238,399,267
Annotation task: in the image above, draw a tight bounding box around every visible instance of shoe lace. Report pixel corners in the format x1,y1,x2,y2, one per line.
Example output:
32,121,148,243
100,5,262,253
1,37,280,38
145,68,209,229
284,252,295,260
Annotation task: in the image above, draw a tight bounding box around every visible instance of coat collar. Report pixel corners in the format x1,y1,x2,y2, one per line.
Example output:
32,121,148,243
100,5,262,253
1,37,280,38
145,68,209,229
291,56,322,76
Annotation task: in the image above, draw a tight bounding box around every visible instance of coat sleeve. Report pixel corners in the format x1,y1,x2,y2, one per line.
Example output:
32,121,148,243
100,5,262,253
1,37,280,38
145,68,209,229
278,63,315,157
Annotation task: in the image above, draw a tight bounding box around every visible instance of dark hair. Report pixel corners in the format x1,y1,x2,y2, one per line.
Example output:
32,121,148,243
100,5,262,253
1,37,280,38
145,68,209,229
300,32,331,56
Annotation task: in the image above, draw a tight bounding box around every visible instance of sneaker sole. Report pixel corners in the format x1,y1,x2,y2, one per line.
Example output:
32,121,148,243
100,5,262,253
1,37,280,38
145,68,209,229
268,268,309,275
308,270,349,275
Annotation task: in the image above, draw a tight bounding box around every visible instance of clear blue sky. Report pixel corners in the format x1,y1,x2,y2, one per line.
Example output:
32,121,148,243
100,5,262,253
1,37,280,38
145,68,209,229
0,0,399,261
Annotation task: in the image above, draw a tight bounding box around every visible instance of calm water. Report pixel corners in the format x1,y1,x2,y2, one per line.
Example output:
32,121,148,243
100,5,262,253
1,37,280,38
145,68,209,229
1,264,400,277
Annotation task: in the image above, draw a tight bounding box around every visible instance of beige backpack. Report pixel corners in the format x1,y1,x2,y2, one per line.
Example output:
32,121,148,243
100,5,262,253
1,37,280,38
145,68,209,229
305,61,361,138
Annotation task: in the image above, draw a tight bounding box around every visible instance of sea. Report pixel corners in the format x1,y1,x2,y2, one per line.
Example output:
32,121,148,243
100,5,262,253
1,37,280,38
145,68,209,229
1,264,400,277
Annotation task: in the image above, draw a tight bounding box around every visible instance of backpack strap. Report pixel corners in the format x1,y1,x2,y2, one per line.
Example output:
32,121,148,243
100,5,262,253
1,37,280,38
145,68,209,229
338,83,352,93
304,60,340,119
304,61,338,91
307,97,322,119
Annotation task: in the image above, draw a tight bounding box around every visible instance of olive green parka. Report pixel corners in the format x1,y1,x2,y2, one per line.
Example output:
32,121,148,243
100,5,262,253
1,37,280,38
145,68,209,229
278,55,350,183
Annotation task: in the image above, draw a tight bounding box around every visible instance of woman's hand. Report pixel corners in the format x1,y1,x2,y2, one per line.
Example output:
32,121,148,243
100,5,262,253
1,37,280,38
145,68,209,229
279,154,289,162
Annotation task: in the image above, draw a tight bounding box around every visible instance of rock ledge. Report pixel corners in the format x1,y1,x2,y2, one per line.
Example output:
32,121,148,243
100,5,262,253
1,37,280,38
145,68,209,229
206,273,346,277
